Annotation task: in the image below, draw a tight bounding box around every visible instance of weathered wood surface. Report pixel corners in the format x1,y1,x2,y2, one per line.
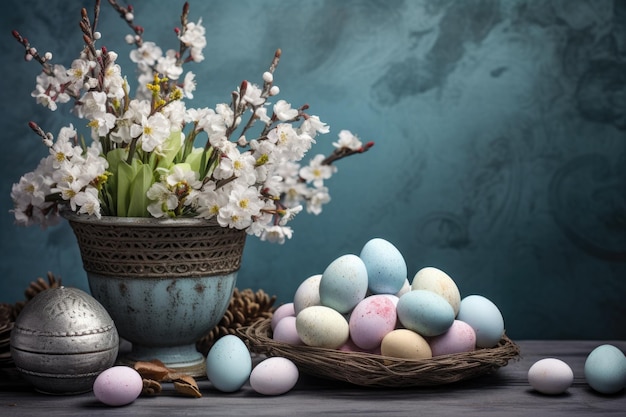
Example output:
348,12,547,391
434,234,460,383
1,340,624,416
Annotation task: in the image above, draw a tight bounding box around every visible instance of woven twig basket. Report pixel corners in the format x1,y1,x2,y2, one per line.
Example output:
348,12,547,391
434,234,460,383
64,213,246,277
239,318,520,388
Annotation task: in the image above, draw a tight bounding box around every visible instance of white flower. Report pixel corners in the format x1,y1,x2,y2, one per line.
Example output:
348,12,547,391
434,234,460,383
305,186,331,215
259,225,293,244
299,154,335,188
146,182,178,218
273,100,298,121
217,183,264,229
156,49,183,80
181,71,197,99
74,187,101,217
179,18,206,63
333,129,362,150
138,113,171,152
129,41,162,66
242,83,265,107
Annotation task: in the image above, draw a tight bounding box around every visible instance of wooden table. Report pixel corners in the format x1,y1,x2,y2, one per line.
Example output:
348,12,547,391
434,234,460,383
1,340,624,416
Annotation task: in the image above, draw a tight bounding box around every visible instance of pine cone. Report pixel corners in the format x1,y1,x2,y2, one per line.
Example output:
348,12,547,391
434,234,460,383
196,288,276,355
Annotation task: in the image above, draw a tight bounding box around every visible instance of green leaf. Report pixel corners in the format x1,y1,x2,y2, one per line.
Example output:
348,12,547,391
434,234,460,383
127,163,154,217
156,130,184,170
116,160,136,217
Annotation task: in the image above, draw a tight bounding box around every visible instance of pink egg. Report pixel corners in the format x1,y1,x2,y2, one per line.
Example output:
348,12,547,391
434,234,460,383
271,303,296,330
428,320,476,356
93,366,143,406
348,294,397,350
273,316,302,345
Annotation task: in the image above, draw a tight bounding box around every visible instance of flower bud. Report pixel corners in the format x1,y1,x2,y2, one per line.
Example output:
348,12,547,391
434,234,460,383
269,86,280,96
262,72,273,83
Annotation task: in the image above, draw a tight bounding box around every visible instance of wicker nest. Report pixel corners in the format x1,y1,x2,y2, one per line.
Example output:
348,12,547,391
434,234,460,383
239,318,520,388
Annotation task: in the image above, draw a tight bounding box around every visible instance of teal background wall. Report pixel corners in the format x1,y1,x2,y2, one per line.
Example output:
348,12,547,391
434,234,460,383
0,0,624,339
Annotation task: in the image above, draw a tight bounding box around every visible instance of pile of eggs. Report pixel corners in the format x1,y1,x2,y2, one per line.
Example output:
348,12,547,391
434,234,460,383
271,238,506,360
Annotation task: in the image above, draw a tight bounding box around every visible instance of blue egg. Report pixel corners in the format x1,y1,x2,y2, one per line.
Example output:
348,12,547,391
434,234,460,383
359,238,407,295
206,335,252,392
396,290,455,337
319,254,368,314
457,295,505,348
584,344,626,394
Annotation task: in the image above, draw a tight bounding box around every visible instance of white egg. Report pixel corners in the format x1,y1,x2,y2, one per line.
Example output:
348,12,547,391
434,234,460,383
293,274,322,315
296,305,349,348
93,366,143,406
411,266,461,316
528,358,574,395
250,357,299,395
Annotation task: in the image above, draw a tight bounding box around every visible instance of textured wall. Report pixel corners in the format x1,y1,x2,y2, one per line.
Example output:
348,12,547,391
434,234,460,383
0,0,624,339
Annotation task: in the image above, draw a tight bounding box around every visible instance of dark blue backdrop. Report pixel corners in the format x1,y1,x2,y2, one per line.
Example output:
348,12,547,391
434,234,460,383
1,0,624,339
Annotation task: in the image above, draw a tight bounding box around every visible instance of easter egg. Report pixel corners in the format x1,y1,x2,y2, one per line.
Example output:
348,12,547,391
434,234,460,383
93,366,143,406
411,267,461,316
381,329,432,360
250,357,299,395
584,344,626,394
206,335,252,392
456,295,505,348
528,358,574,395
349,295,397,350
271,303,296,330
319,255,368,314
428,320,476,356
396,290,455,337
359,238,407,295
273,316,302,345
296,305,350,349
293,274,322,315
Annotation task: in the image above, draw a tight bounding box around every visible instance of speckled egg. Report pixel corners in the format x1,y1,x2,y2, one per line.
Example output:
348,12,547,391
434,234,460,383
319,255,368,314
206,335,252,392
296,305,349,348
396,290,455,337
527,358,574,395
428,320,476,356
411,267,461,316
293,274,322,315
349,295,397,350
457,295,505,348
584,344,626,394
359,238,407,295
250,357,299,396
381,329,432,360
93,366,142,406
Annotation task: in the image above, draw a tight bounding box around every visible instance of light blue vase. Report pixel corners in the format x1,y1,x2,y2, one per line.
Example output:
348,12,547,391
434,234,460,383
64,213,246,378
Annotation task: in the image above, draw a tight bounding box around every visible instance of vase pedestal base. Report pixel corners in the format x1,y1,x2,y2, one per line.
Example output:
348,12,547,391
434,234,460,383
116,342,207,378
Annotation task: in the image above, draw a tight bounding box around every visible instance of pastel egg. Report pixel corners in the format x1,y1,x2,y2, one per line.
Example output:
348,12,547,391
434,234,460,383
396,290,455,337
528,358,574,395
271,303,295,330
428,320,476,356
348,295,397,350
584,344,626,394
381,329,432,360
272,316,302,345
250,357,299,395
206,335,252,392
395,278,411,298
456,295,505,348
411,267,461,316
93,366,143,406
293,274,322,315
359,238,407,295
296,305,349,348
319,254,368,314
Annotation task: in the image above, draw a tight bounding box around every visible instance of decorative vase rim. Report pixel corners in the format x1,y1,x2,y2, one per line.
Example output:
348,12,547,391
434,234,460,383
61,211,222,228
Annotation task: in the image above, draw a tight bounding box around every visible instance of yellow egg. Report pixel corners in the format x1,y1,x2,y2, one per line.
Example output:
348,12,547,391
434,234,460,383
296,305,349,349
411,267,461,316
380,329,432,360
